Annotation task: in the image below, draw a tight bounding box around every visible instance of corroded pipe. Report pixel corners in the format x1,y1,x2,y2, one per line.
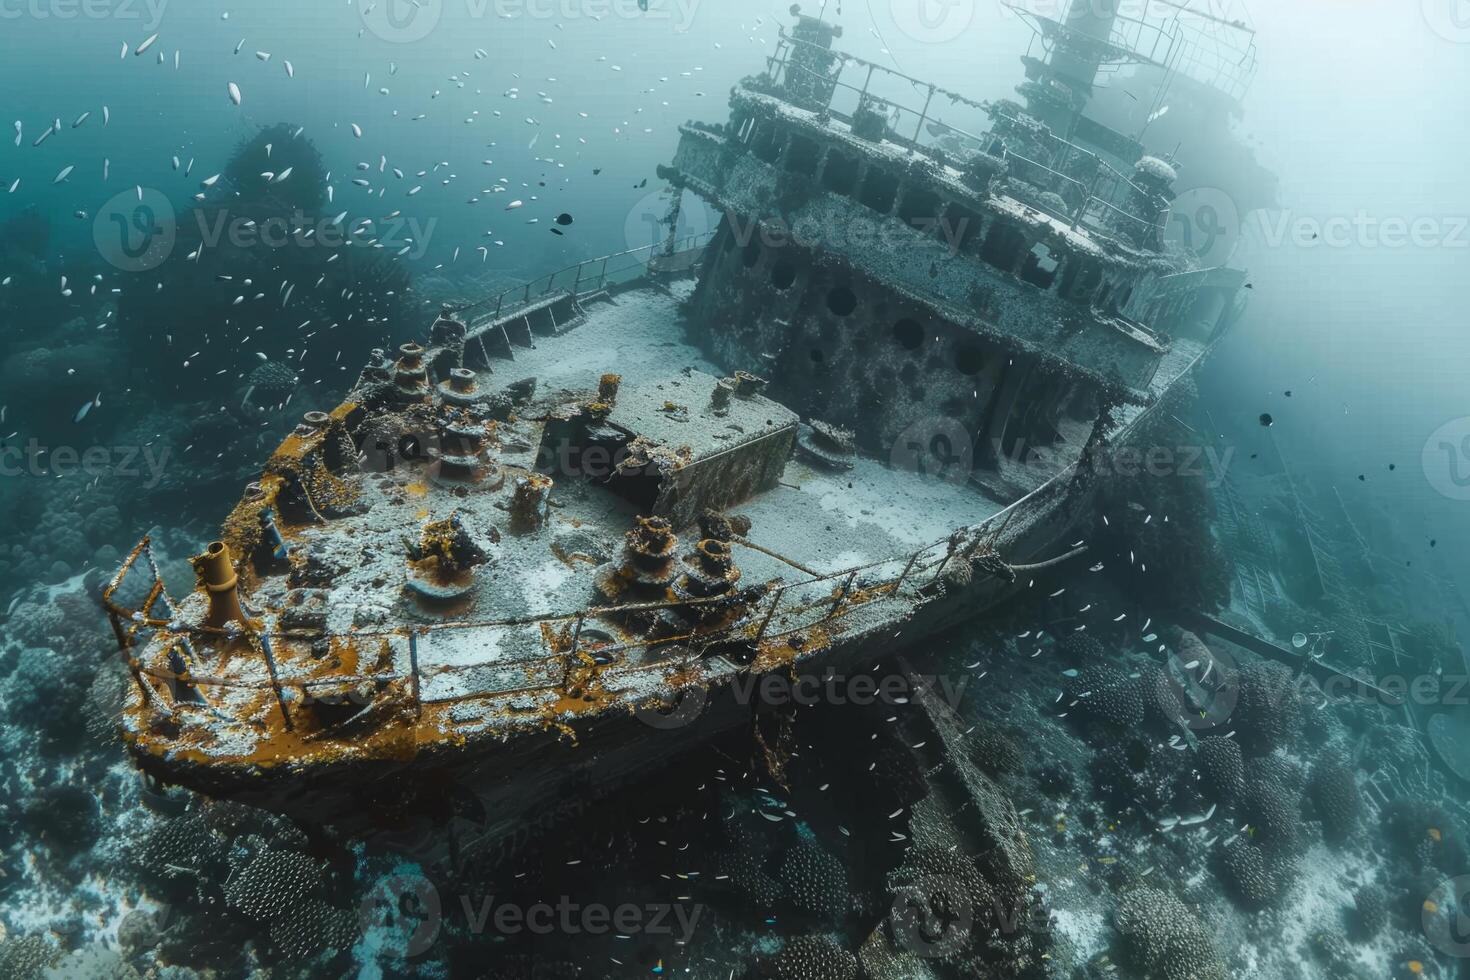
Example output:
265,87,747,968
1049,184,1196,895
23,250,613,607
193,541,247,628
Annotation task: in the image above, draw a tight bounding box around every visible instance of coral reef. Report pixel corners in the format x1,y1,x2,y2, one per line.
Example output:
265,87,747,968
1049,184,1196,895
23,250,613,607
1196,736,1245,805
1113,887,1228,980
1308,754,1363,846
1231,662,1304,756
757,935,858,980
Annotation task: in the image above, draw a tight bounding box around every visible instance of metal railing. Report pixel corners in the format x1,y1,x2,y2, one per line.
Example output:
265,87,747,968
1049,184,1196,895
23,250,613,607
450,232,715,326
763,30,994,158
760,32,1161,244
105,461,1095,730
1004,0,1257,106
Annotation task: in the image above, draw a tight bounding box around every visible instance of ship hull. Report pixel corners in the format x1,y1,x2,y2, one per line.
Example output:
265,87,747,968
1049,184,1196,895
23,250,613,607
130,468,1093,862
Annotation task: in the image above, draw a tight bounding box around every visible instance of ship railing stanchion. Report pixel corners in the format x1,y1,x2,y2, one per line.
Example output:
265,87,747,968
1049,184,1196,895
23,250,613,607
893,550,922,595
754,588,784,645
828,571,859,619
569,612,587,660
408,629,422,718
254,633,294,732
913,84,935,145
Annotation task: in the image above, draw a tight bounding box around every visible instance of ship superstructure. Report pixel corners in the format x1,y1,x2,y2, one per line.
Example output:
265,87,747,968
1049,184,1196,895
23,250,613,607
102,2,1258,837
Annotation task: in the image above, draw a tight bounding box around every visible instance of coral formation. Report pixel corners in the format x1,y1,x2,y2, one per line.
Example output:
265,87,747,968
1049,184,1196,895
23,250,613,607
1114,887,1228,980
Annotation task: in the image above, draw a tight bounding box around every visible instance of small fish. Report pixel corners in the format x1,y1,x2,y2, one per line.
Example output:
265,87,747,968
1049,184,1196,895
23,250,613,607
53,165,75,184
228,81,243,106
135,32,160,56
73,394,101,424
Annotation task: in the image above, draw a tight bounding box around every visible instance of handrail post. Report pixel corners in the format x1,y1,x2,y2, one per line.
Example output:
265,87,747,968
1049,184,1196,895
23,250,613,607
894,550,922,593
569,612,586,659
913,84,935,144
754,589,784,644
599,255,610,290
408,629,422,718
256,633,294,732
828,571,859,619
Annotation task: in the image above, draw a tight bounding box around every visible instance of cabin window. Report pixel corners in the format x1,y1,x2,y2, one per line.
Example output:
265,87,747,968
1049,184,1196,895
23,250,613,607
827,285,859,317
980,221,1028,272
1059,256,1102,303
771,261,798,290
898,188,943,235
1019,243,1061,290
944,204,983,254
956,344,987,375
785,134,822,177
858,168,900,214
892,318,924,350
822,149,860,197
752,122,784,164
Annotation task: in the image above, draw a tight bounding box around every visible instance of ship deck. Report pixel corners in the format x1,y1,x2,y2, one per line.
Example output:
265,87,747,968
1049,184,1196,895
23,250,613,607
122,277,1012,768
479,278,1010,575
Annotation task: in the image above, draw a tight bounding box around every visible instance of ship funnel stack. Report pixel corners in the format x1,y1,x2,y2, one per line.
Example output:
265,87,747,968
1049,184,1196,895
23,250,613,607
781,5,843,110
193,541,247,628
1023,0,1122,131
